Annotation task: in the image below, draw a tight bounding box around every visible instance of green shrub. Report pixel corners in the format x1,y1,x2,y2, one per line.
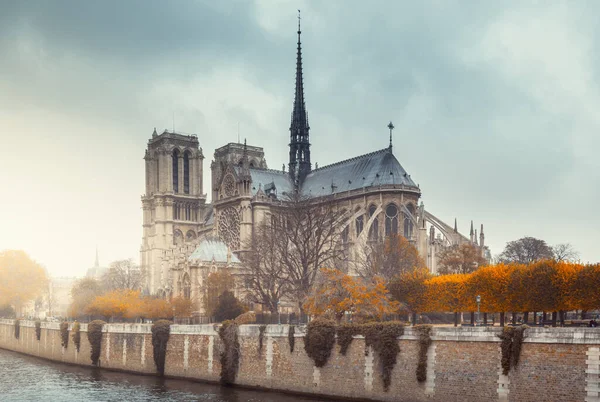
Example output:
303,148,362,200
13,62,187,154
35,321,41,341
87,320,105,366
498,325,527,375
336,323,359,356
258,325,267,356
362,322,404,392
72,322,81,352
219,320,240,385
14,319,20,339
304,317,336,368
415,325,432,382
214,291,245,322
288,325,295,353
60,322,69,348
151,320,172,376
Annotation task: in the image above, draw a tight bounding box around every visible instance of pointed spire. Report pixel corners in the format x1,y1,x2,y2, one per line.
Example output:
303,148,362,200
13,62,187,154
240,138,251,180
474,229,479,245
289,9,311,185
152,127,157,137
454,218,458,233
388,121,395,150
94,246,99,268
470,220,474,235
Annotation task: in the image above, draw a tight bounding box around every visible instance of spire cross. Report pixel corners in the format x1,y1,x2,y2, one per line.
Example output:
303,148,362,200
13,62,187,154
298,9,301,33
388,121,395,148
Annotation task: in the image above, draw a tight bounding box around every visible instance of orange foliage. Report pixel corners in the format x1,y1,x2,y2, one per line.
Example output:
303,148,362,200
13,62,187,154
388,268,431,313
171,296,193,317
304,268,400,322
0,250,48,313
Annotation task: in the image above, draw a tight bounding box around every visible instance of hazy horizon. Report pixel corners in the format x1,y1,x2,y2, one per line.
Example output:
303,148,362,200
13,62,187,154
1,0,599,277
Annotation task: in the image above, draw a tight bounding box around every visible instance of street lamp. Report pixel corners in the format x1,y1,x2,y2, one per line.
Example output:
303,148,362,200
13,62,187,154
476,295,481,326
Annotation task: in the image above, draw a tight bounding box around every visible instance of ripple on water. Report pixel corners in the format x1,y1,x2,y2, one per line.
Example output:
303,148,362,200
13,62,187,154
0,349,325,402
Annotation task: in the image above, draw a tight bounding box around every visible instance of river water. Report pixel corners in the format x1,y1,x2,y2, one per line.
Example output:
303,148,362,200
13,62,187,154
0,349,325,402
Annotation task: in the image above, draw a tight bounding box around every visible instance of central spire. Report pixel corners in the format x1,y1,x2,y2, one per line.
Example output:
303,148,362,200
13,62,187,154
288,9,311,186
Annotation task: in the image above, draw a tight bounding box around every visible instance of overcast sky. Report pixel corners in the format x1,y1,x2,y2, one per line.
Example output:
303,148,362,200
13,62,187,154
1,0,599,277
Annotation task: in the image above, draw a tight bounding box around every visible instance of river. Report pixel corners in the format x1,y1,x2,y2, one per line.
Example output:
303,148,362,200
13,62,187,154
0,349,326,402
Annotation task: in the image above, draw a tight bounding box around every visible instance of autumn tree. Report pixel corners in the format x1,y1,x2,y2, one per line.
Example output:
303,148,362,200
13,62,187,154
101,259,144,291
552,243,580,263
358,234,426,281
303,268,400,323
86,289,142,320
203,271,235,316
388,268,432,322
270,194,346,310
0,250,49,315
437,243,487,274
213,290,246,322
241,221,289,313
69,277,103,318
171,296,193,317
498,236,553,264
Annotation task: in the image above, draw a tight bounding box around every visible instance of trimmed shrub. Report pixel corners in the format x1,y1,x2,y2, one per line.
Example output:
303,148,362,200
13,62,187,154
258,325,267,356
87,320,105,366
72,321,81,352
415,325,432,382
498,325,527,375
336,323,359,356
14,319,20,339
151,320,172,376
288,325,295,353
60,322,69,348
304,317,336,368
219,320,240,385
234,311,256,325
35,321,41,341
362,322,405,392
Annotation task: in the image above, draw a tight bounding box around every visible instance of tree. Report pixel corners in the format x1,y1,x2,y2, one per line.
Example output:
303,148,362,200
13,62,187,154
498,236,553,264
101,259,143,291
303,268,400,322
358,234,425,281
203,271,235,316
242,221,289,313
171,296,193,317
0,250,49,315
69,277,103,318
86,289,142,320
269,194,346,310
552,243,579,263
437,243,487,274
388,268,432,317
214,291,246,322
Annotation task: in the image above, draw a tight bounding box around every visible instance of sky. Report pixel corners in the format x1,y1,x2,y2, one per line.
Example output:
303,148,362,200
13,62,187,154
1,0,599,277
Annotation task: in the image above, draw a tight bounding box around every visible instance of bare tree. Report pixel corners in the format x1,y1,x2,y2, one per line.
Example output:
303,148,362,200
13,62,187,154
241,221,289,313
498,237,554,264
552,243,580,262
101,259,144,291
437,243,487,274
357,234,425,281
270,193,347,311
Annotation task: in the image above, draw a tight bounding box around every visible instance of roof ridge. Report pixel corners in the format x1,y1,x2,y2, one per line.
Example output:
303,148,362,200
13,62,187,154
249,167,289,175
311,148,390,172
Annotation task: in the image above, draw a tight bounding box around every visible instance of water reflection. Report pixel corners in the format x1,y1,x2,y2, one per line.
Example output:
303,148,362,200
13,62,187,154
0,349,323,402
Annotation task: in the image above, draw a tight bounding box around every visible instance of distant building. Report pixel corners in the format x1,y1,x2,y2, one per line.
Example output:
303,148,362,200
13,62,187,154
86,248,108,279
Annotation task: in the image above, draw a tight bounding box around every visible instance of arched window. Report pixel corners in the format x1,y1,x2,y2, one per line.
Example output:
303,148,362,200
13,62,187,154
368,205,379,241
183,151,190,194
182,274,191,300
385,204,399,236
172,149,179,193
174,229,183,245
404,204,415,239
355,215,364,236
186,230,196,242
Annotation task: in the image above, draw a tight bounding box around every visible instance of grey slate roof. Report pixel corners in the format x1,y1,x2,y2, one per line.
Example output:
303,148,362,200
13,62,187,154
235,147,416,199
188,237,240,263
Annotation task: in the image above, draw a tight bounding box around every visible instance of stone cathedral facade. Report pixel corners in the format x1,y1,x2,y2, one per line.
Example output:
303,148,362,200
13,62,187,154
140,20,490,310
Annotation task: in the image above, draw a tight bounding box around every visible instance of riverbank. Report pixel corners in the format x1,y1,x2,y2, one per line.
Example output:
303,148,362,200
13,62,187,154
1,319,600,401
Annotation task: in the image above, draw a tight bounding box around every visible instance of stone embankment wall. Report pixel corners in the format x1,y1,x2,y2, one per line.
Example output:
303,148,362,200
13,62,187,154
1,319,599,402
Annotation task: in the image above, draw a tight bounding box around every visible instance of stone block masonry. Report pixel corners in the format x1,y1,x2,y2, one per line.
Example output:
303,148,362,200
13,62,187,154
1,319,599,402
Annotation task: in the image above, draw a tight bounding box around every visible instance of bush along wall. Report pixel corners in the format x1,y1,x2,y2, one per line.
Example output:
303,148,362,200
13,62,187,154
151,320,172,376
498,325,527,375
219,320,240,385
72,321,81,352
288,325,295,353
258,325,267,356
336,324,359,356
87,320,105,366
14,319,20,339
304,317,336,368
60,322,69,349
415,325,432,382
362,322,405,392
35,321,41,341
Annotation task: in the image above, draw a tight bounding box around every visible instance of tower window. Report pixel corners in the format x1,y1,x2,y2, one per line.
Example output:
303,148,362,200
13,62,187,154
385,204,399,236
172,149,179,193
368,205,379,241
184,151,190,194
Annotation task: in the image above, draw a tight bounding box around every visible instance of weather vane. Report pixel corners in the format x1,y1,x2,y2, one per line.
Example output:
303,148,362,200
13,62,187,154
388,121,395,148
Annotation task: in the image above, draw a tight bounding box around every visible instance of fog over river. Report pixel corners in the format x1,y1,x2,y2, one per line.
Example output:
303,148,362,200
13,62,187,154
0,349,325,402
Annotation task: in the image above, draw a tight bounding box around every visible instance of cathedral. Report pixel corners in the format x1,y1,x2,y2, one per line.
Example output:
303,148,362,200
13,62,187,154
140,18,489,311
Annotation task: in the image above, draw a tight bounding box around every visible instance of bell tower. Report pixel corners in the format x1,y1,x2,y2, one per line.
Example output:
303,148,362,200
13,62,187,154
140,128,207,295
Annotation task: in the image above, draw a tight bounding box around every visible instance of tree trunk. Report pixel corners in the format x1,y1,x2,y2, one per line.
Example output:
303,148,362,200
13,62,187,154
559,310,565,327
411,312,417,326
511,312,517,325
543,312,547,325
551,312,557,327
483,312,488,325
454,312,459,327
523,312,529,324
470,312,475,325
582,310,587,320
500,312,505,327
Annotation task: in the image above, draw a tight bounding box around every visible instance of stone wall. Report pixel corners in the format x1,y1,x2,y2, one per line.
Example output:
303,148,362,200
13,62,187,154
1,319,599,402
